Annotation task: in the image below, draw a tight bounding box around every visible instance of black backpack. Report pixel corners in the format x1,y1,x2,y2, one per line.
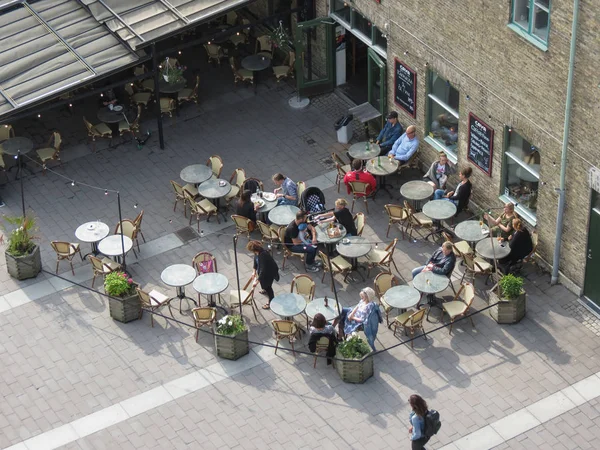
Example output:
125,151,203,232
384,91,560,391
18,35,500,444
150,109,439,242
424,409,441,439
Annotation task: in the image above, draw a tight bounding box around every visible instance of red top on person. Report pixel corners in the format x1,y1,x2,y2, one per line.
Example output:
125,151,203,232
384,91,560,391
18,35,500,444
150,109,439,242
343,159,377,196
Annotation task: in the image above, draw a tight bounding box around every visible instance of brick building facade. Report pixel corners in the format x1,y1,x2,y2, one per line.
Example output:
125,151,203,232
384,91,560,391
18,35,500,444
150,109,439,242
304,0,600,302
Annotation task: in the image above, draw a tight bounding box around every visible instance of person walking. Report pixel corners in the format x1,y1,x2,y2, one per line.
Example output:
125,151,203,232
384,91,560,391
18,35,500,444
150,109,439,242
408,394,430,449
246,240,279,310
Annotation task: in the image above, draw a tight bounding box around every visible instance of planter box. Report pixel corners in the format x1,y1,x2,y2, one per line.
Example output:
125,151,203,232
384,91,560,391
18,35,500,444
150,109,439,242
108,291,141,323
489,289,526,324
215,329,249,360
6,245,42,280
335,353,374,384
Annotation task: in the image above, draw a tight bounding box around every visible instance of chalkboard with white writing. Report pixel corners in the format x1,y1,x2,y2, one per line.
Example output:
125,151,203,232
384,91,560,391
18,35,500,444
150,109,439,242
394,59,416,118
467,113,494,176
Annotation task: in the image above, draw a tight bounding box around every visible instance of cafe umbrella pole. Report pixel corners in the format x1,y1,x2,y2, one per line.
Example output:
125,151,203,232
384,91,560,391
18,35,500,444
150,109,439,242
18,150,25,217
325,250,341,315
233,235,243,316
117,192,126,271
152,43,165,150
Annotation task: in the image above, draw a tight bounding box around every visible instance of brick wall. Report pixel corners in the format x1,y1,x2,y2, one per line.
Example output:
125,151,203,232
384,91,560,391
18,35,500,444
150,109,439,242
321,0,600,291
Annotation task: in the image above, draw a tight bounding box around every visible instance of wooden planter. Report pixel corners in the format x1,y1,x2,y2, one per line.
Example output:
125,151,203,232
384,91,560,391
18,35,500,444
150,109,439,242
108,291,141,323
5,245,42,280
489,289,527,324
335,353,374,384
215,329,249,360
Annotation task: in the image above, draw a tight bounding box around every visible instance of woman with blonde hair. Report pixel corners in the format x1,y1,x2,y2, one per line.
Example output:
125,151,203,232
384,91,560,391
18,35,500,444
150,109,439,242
484,202,517,240
333,287,383,350
314,198,357,235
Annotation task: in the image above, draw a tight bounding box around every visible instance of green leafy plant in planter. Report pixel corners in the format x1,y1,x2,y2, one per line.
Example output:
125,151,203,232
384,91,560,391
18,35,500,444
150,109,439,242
215,315,249,360
490,273,527,324
335,333,374,384
104,271,140,323
2,215,41,280
498,273,524,299
268,20,290,49
160,58,186,85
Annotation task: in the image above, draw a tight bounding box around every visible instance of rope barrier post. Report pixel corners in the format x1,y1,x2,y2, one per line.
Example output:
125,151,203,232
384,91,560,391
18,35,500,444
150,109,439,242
233,235,242,316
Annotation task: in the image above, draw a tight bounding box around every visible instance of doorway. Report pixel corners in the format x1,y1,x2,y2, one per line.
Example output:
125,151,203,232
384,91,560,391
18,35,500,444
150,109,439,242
584,191,600,306
338,31,368,104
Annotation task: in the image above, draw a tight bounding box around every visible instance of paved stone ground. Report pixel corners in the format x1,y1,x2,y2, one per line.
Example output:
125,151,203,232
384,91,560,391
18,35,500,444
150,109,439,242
2,40,600,450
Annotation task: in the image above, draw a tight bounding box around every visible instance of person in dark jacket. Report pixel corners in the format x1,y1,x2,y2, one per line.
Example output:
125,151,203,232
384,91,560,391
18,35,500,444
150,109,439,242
412,241,456,279
247,240,279,309
236,189,259,230
314,198,358,236
499,219,533,272
376,111,404,155
433,166,473,212
308,313,338,365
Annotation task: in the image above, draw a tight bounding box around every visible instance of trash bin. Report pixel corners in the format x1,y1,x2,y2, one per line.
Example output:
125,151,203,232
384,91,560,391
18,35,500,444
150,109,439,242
334,115,353,144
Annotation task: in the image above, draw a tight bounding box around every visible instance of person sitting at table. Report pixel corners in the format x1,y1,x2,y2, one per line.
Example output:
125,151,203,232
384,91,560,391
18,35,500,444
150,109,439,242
343,159,377,197
333,287,383,351
424,151,455,189
388,125,419,165
285,211,321,273
247,240,280,309
376,111,403,155
314,198,358,236
411,241,456,279
484,202,517,240
308,313,338,365
272,173,298,206
498,219,533,273
433,166,473,212
236,190,259,231
430,113,450,137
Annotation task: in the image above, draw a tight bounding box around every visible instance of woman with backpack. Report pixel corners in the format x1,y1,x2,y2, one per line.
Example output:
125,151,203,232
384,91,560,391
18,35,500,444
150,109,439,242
408,394,430,449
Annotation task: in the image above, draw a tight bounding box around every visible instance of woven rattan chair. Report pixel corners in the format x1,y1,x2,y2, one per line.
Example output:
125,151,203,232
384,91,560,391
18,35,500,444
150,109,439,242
348,181,370,213
353,212,365,237
278,226,305,270
206,155,223,179
119,104,142,138
229,57,253,87
187,191,219,230
133,210,146,243
374,272,399,327
385,204,408,239
441,282,475,334
273,51,295,82
241,177,264,194
231,214,253,238
461,252,493,284
225,168,246,206
358,238,399,278
313,335,332,368
50,241,82,275
0,124,15,142
159,98,176,117
192,307,217,341
391,307,427,348
255,35,273,58
88,255,121,287
114,220,139,257
124,83,152,108
178,75,200,106
137,287,169,327
271,320,299,356
332,153,351,193
83,117,112,151
229,277,258,320
291,274,315,302
205,44,224,65
442,231,472,257
317,251,351,290
257,220,280,252
37,131,62,173
171,181,198,217
404,201,433,240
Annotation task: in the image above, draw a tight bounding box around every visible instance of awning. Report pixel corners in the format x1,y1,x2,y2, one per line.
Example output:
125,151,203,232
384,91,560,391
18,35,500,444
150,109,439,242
81,0,250,50
0,0,140,118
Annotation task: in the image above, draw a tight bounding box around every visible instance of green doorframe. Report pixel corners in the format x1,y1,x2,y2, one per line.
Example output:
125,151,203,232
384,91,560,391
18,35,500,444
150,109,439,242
584,191,600,306
367,47,386,129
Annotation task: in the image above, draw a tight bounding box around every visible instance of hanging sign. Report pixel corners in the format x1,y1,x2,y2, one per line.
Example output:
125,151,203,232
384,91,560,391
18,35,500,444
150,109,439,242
467,113,494,176
394,59,416,118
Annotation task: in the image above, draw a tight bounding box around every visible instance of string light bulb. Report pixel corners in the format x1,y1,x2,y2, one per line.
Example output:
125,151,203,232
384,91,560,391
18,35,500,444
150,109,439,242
466,95,470,100
200,230,204,237
375,242,378,249
207,41,211,45
178,51,182,55
100,93,103,97
133,203,138,208
403,50,409,55
69,103,73,108
37,114,41,118
104,190,108,196
71,180,75,186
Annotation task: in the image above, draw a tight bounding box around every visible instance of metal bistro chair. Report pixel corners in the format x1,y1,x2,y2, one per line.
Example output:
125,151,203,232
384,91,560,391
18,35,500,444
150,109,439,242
353,212,365,237
231,214,253,238
137,287,170,327
115,219,139,257
229,277,258,320
384,204,408,239
206,155,224,179
358,238,400,278
192,307,217,341
88,255,121,288
317,251,352,290
37,131,62,173
178,75,200,106
348,181,370,214
374,272,399,327
271,319,299,356
50,241,82,275
278,226,305,270
441,282,475,334
391,307,427,348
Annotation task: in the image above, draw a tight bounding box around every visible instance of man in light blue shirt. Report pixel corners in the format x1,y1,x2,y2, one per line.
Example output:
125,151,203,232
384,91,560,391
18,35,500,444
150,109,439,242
272,173,298,206
388,125,419,164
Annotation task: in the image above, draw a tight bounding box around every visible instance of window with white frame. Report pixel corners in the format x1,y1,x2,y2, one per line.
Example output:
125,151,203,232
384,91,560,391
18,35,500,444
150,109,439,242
511,0,550,44
503,128,540,218
427,72,460,160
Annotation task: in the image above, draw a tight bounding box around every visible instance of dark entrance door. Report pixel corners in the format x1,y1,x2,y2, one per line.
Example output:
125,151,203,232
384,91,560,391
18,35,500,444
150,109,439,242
584,192,600,306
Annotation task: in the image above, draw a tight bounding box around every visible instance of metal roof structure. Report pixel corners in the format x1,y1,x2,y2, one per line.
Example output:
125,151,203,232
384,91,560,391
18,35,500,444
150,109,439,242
81,0,250,50
0,0,140,118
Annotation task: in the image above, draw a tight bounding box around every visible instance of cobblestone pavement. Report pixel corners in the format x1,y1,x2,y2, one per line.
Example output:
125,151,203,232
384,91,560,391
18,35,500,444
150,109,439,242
2,52,600,450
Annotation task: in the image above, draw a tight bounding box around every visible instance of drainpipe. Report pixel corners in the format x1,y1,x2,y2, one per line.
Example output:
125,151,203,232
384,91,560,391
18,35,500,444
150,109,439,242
551,0,580,285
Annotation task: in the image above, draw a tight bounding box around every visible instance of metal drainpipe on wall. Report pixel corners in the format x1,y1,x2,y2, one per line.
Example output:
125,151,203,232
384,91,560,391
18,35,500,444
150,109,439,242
551,0,580,285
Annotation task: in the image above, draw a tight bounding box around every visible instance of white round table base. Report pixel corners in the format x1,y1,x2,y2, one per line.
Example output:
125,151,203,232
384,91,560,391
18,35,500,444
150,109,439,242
288,96,310,109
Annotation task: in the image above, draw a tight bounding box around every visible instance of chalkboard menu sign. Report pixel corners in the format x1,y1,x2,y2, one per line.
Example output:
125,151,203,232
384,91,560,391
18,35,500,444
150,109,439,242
394,59,416,118
467,113,494,176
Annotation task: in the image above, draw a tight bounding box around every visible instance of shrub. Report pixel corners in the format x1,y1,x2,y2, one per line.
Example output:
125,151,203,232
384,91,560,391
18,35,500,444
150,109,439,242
104,271,136,297
216,315,246,336
499,273,524,300
337,333,371,359
3,216,38,257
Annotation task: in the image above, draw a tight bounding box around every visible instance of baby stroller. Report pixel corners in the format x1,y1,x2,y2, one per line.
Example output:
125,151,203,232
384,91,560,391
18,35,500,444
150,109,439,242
300,186,326,213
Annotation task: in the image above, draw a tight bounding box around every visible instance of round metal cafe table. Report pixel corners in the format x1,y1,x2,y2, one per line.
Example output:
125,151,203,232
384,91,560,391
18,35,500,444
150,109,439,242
193,272,229,309
412,272,449,295
454,220,490,244
75,221,110,257
270,293,307,320
161,264,198,315
475,238,511,260
348,142,381,160
180,164,212,185
384,285,421,311
268,205,300,226
401,180,435,202
305,297,341,322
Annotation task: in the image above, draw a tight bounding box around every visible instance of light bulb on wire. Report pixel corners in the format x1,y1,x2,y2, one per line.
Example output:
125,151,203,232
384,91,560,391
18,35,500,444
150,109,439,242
71,180,75,186
133,203,138,209
104,190,108,196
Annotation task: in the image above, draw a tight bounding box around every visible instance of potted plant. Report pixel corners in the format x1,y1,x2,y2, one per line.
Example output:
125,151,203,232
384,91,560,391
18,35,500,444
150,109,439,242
3,215,41,280
335,333,374,384
160,59,186,85
104,271,140,323
489,273,526,324
215,314,249,360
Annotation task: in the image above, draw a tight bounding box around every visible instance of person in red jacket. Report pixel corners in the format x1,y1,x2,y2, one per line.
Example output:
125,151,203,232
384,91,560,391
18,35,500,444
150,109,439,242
343,159,377,196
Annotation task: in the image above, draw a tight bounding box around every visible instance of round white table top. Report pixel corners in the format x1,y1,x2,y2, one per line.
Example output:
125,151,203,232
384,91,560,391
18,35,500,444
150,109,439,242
336,236,371,259
348,142,381,160
384,285,421,309
268,205,300,226
270,293,307,318
97,235,133,256
305,298,341,322
422,200,457,221
366,157,399,176
161,264,197,287
316,223,347,244
180,164,212,185
476,238,511,260
75,221,110,243
193,272,229,295
412,272,449,294
401,180,435,202
197,179,232,199
454,220,489,243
